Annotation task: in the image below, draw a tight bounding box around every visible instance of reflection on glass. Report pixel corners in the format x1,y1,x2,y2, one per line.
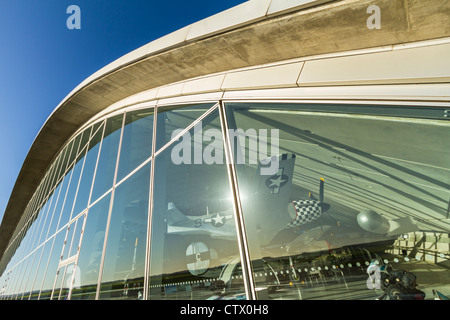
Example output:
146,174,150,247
71,124,103,217
117,108,154,182
72,193,111,300
91,115,123,203
149,108,245,300
38,182,61,245
57,140,74,182
15,254,31,299
99,163,150,300
58,152,85,230
61,215,85,262
39,231,65,300
22,246,41,299
47,172,71,237
52,264,66,300
155,103,215,150
30,242,52,300
53,262,78,300
226,102,450,300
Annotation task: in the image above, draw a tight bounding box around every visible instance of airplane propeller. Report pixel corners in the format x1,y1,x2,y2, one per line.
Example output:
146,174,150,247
308,178,330,212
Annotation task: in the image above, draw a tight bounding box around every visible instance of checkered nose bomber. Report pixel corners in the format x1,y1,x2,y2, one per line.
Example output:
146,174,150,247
286,178,330,228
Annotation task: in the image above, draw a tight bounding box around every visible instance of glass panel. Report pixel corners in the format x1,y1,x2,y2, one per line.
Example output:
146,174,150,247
58,152,85,230
29,241,52,300
22,208,41,255
14,255,30,299
39,231,65,300
52,265,66,300
21,248,41,300
54,142,71,184
69,216,85,257
90,115,123,203
99,163,150,300
65,135,80,172
61,224,75,262
47,172,71,237
225,102,450,300
54,263,77,300
61,215,85,262
38,181,62,244
117,108,154,182
155,103,215,150
19,249,36,300
71,125,103,217
10,261,25,299
71,193,111,300
148,108,245,300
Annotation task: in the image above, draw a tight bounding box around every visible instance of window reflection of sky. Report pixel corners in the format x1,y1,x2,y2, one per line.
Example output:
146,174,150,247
2,102,449,301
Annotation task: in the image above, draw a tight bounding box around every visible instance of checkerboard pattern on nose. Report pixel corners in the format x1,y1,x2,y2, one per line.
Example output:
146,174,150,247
286,200,321,228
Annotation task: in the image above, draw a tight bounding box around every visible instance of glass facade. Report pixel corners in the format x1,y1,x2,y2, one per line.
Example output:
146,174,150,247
0,100,449,300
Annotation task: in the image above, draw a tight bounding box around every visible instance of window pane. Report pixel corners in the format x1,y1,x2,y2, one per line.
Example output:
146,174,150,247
72,193,111,300
61,215,85,262
47,172,71,237
58,152,85,230
99,163,150,300
90,115,123,203
39,231,65,300
155,103,215,151
117,108,154,182
57,141,73,182
14,254,31,299
148,108,245,300
51,267,65,300
37,182,61,245
225,102,450,300
29,241,52,299
22,247,42,300
71,125,103,217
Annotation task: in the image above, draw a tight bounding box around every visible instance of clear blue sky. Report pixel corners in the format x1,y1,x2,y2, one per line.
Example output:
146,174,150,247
0,0,247,223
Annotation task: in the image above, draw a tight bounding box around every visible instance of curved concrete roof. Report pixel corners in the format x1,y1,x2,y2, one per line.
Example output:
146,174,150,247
1,0,450,262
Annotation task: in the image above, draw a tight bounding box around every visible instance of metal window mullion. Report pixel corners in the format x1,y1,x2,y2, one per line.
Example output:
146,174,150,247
26,241,46,300
60,146,90,257
153,103,219,158
13,255,29,299
218,101,256,300
51,162,76,236
50,137,92,301
67,211,87,300
34,187,55,246
50,223,72,300
36,233,57,300
143,106,158,300
41,174,65,242
94,113,126,300
69,121,103,222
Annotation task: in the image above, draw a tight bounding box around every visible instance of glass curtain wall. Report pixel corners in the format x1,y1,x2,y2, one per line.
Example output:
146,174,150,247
148,105,246,300
0,101,248,300
224,102,450,300
0,100,449,301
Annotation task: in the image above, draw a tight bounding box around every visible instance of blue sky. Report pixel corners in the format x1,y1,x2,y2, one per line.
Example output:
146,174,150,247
0,0,246,223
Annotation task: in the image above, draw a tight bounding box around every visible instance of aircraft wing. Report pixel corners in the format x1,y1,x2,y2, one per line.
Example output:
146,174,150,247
166,202,191,225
